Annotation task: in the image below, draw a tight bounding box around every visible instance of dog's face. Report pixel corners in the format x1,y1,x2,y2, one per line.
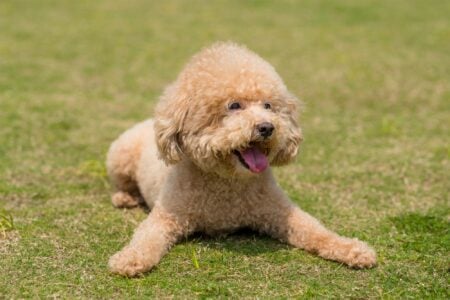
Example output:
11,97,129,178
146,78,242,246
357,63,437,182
154,43,303,177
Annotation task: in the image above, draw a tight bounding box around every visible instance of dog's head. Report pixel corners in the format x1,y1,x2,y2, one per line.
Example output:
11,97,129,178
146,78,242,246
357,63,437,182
154,42,303,177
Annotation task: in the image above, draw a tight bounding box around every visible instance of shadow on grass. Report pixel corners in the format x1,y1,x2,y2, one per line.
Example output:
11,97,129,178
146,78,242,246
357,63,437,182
181,228,290,256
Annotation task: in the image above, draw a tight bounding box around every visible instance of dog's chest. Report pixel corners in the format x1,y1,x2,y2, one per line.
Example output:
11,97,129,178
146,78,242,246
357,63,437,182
189,181,260,232
165,164,271,233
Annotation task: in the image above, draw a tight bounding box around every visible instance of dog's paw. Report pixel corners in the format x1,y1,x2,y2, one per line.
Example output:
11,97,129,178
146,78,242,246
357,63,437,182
344,240,377,269
108,247,151,277
111,192,139,208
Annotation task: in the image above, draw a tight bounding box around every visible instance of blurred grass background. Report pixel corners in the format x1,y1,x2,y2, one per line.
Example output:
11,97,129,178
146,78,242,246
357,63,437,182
0,0,449,298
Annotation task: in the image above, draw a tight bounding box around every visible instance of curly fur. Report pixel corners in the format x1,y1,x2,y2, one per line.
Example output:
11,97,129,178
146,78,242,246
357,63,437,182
106,42,376,276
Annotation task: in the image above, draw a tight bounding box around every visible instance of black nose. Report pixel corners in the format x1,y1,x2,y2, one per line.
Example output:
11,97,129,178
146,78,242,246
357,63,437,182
256,122,274,138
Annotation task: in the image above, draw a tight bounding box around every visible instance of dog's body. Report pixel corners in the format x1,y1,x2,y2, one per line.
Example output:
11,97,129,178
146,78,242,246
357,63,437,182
107,43,376,276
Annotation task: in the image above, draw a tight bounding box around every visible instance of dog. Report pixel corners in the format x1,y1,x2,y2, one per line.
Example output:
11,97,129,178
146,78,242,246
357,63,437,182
106,42,376,276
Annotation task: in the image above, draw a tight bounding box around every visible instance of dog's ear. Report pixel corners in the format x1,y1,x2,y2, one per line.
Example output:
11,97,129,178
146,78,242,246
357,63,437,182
154,84,189,164
271,94,303,166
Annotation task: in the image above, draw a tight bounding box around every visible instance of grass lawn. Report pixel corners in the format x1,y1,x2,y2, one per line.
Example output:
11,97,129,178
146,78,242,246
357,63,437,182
1,0,449,298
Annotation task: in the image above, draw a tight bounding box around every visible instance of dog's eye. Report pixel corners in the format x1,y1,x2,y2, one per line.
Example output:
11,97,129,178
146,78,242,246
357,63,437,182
264,102,272,110
228,102,242,110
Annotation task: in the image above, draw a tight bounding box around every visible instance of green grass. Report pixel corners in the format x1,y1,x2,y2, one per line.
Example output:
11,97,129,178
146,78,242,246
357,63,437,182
0,0,449,298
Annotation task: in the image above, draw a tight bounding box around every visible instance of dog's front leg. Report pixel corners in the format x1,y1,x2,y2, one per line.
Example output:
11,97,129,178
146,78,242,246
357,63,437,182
109,206,184,276
260,190,376,268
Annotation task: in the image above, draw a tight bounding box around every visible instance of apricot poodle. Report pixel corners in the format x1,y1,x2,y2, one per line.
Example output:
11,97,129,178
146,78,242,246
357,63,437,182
106,42,376,276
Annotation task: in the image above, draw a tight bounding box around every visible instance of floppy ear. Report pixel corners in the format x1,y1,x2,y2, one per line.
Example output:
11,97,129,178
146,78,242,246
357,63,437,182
271,93,303,166
154,83,190,164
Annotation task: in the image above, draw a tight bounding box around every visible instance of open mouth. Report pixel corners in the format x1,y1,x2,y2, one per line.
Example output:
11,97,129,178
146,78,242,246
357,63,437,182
233,143,269,173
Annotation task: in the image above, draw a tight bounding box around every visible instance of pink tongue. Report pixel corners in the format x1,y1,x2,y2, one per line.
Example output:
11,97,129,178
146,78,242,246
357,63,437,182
240,147,268,173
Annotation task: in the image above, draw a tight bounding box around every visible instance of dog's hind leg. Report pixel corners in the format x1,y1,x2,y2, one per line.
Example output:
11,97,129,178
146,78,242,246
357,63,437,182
111,191,140,208
107,151,142,208
108,168,141,208
107,160,142,208
106,123,148,208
